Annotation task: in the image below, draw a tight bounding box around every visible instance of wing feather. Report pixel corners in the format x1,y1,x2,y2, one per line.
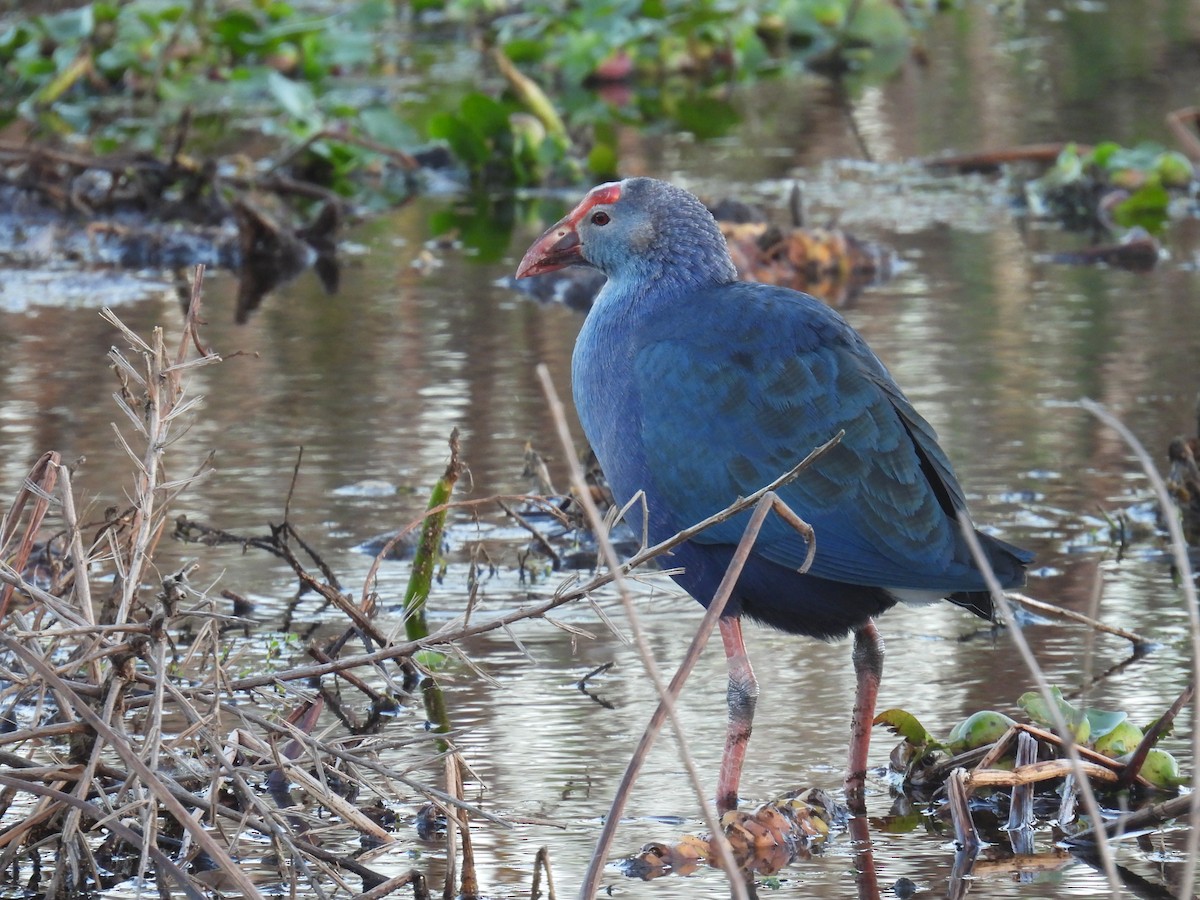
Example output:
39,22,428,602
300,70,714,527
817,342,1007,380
632,283,982,591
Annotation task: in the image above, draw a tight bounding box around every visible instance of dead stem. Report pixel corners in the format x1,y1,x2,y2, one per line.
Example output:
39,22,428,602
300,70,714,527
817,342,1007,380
538,367,749,900
349,870,429,900
0,266,863,897
958,519,1123,896
538,365,833,900
0,634,266,898
1117,680,1195,789
0,451,61,618
1079,398,1200,898
1066,792,1198,845
1006,591,1153,650
497,499,562,568
531,846,557,900
0,773,207,900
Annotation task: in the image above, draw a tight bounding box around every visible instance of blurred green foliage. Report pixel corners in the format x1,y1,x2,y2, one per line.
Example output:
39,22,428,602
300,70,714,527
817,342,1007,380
428,92,578,188
0,0,424,201
0,0,939,193
447,0,934,179
453,0,925,85
880,687,1189,792
1026,141,1197,234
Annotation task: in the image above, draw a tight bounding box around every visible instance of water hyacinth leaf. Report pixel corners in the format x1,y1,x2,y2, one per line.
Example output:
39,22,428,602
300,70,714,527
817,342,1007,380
1098,142,1169,174
212,10,264,57
346,0,390,29
873,708,936,748
460,92,510,139
1083,707,1128,740
1110,182,1170,232
266,70,318,120
1092,719,1143,758
1135,748,1187,789
1088,141,1121,169
358,106,418,148
427,111,488,167
946,710,1016,751
39,5,95,43
1050,143,1085,183
843,0,910,47
1156,151,1195,188
1018,687,1089,742
316,30,375,70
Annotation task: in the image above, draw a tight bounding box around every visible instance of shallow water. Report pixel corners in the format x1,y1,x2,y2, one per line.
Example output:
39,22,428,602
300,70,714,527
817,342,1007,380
3,4,1200,899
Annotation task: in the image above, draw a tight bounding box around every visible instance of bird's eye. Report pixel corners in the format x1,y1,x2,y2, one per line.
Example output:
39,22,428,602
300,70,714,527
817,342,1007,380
591,211,610,226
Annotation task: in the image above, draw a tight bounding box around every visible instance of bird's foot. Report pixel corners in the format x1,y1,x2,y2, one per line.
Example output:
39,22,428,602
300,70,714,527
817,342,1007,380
715,791,739,818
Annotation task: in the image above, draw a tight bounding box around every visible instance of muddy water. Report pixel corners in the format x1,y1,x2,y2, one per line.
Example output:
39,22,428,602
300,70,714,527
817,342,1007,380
3,4,1200,899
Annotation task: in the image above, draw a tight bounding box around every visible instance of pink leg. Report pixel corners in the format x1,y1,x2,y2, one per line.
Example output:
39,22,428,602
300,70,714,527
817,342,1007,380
845,620,884,814
716,616,758,815
848,814,879,900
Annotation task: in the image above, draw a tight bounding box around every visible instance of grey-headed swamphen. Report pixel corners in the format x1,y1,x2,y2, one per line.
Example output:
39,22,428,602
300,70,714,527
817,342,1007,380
516,177,1031,813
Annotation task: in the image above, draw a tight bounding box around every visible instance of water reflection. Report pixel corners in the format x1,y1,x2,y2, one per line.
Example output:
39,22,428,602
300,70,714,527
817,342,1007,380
2,4,1200,898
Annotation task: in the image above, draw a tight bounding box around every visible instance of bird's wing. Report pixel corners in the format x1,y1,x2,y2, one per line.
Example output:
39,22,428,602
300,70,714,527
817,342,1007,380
633,283,975,591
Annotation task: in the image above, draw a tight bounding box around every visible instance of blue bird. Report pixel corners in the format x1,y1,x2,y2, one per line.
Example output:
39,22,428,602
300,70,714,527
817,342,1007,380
516,177,1031,813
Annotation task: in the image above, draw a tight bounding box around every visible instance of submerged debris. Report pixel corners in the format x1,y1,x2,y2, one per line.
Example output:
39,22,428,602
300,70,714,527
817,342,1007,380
1167,394,1200,547
0,137,350,319
621,789,840,881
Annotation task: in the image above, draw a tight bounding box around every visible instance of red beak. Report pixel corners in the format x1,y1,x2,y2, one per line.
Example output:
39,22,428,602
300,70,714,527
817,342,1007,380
515,217,584,279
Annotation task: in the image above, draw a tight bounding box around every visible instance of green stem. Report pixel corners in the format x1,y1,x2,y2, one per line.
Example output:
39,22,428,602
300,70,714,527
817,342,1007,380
403,430,462,746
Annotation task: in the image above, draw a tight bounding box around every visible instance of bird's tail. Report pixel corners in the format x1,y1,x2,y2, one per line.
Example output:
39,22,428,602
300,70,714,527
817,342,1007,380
948,532,1034,621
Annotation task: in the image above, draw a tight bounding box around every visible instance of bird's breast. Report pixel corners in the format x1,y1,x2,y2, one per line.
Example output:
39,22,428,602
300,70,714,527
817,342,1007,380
571,304,656,529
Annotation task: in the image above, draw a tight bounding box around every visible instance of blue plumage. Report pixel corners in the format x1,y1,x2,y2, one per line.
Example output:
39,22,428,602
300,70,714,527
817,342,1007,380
517,175,1032,810
519,175,1031,638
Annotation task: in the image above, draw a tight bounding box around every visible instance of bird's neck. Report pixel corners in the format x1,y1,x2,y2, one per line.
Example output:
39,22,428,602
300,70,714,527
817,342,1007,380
595,261,733,320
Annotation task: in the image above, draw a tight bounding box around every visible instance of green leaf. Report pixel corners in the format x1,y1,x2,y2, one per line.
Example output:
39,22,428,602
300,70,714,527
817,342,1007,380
358,106,418,148
40,6,95,43
212,10,265,56
1136,748,1186,789
844,0,910,47
1092,719,1143,758
1101,142,1167,174
428,111,489,166
946,710,1017,752
1156,151,1194,188
1086,140,1121,169
1018,687,1089,742
587,141,618,179
1083,707,1128,740
414,648,447,670
347,0,391,29
1049,143,1085,183
1111,182,1170,232
502,37,546,63
460,92,511,138
266,69,317,120
873,708,935,748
